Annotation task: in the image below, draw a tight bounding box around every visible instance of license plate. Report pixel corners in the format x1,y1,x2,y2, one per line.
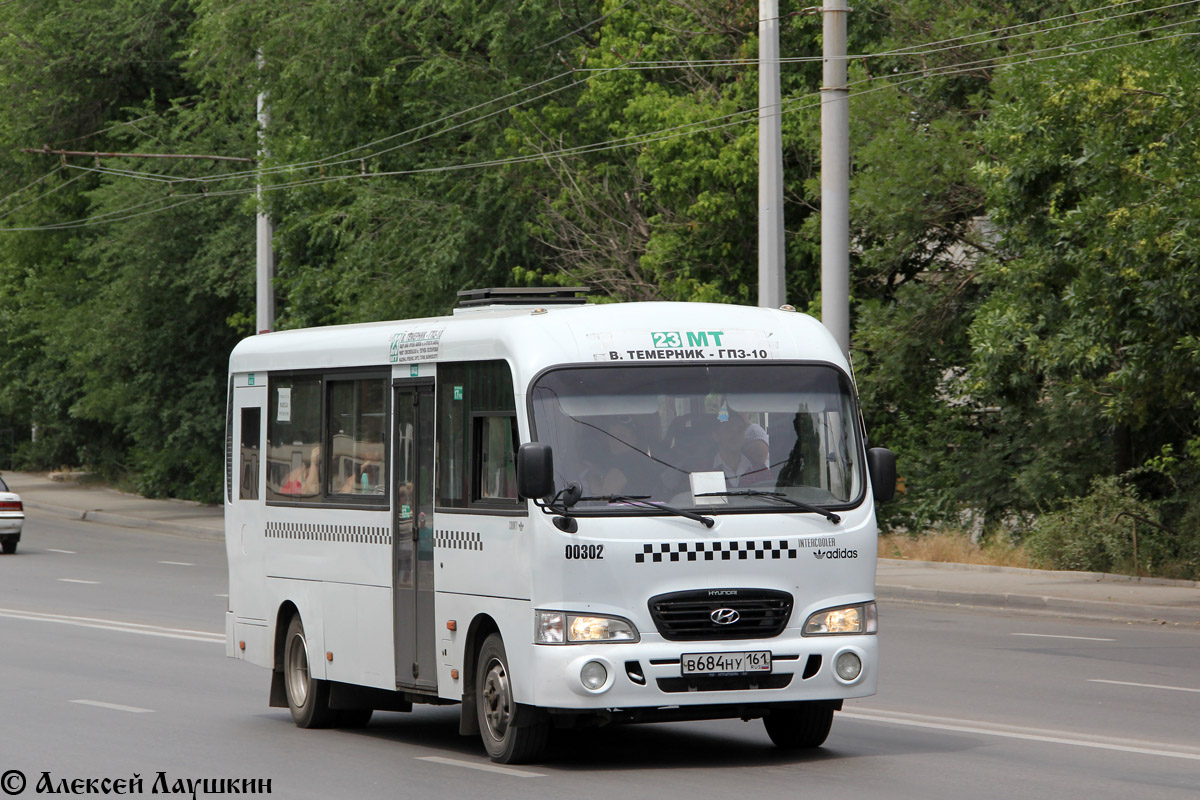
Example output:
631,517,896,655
681,650,772,675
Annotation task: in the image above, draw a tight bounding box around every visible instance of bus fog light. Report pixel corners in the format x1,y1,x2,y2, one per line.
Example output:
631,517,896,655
835,651,862,682
580,660,608,690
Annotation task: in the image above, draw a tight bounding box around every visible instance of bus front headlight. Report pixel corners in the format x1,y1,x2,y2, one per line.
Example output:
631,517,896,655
535,611,639,644
802,602,878,636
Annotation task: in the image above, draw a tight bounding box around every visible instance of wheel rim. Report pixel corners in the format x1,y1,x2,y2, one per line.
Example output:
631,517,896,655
286,630,310,708
481,656,513,741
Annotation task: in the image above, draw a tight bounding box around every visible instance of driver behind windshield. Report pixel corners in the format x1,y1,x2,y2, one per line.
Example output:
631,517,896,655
586,416,660,496
713,409,771,487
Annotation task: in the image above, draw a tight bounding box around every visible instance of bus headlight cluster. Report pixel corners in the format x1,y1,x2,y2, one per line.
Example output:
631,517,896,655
534,611,639,644
802,602,878,636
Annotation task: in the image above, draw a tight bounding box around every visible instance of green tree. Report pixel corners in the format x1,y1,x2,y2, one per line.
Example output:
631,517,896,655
0,2,252,500
970,12,1200,522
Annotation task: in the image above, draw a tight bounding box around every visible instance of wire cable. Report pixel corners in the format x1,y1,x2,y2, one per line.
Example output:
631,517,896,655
532,0,639,51
38,0,1194,193
0,165,65,211
6,20,1197,232
64,12,1200,191
0,169,86,221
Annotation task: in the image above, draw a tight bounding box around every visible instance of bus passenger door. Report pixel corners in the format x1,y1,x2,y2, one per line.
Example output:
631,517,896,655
228,382,267,624
393,381,437,691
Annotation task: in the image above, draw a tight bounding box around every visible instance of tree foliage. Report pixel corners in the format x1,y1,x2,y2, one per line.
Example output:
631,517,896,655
1,0,1197,568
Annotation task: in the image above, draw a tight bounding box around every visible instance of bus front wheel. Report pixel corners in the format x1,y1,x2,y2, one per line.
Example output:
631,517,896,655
476,633,549,764
763,703,834,749
283,615,338,729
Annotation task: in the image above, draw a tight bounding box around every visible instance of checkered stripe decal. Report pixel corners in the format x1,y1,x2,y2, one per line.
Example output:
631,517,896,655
434,529,483,551
635,540,800,563
266,522,391,545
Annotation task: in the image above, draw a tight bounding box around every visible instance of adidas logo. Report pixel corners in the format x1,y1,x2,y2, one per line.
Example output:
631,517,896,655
813,549,858,560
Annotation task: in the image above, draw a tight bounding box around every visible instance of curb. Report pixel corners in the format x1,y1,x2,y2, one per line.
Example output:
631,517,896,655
21,499,224,541
879,558,1199,589
877,584,1200,627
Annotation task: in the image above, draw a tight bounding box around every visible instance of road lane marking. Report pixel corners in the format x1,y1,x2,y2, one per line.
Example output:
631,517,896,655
58,579,100,585
1088,679,1200,694
843,709,1200,762
71,700,154,714
0,608,223,644
1012,633,1115,642
158,561,194,566
46,549,76,554
416,757,545,778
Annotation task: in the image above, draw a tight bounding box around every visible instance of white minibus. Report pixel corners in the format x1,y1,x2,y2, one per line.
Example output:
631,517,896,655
224,288,895,763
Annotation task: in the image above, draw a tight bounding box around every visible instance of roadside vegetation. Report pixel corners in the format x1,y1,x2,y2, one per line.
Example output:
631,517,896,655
878,530,1033,570
1,2,1197,578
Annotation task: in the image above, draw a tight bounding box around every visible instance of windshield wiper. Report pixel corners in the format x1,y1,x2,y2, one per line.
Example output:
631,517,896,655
695,489,841,524
580,494,715,529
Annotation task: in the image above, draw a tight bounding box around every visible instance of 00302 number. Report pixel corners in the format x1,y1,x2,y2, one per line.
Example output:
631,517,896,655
564,544,604,560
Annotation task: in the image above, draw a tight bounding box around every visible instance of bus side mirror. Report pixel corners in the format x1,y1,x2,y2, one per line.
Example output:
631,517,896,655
867,447,896,503
517,443,555,500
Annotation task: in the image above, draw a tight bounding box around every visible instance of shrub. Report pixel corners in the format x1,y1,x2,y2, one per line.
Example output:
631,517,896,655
1026,476,1168,575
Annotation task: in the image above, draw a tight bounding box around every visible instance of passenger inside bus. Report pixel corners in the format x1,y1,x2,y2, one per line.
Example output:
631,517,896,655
338,461,381,494
713,409,771,487
279,446,321,496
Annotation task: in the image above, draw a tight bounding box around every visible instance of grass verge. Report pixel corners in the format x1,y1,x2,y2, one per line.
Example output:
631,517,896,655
878,529,1033,569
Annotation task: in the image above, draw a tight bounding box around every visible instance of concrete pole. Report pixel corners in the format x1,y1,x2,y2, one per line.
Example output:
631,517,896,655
758,0,786,309
256,55,275,335
821,0,850,357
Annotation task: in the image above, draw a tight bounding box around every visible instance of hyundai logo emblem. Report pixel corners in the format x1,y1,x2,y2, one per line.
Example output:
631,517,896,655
710,608,740,625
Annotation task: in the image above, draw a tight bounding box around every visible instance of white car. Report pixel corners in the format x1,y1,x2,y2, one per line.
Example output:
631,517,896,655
0,475,23,554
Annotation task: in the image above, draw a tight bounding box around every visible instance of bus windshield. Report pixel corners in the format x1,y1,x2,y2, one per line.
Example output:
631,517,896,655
529,363,864,512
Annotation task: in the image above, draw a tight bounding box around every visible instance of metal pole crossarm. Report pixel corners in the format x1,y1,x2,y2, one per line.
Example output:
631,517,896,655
21,147,255,163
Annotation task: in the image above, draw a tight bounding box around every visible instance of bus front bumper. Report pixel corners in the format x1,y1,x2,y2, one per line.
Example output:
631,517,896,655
527,632,877,713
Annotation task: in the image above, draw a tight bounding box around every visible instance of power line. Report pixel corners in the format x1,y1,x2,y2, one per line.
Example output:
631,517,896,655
532,0,639,51
5,18,1197,232
20,147,254,163
65,10,1200,192
872,0,1199,61
29,0,1189,195
0,165,65,210
876,0,1152,56
0,169,87,221
17,24,1197,233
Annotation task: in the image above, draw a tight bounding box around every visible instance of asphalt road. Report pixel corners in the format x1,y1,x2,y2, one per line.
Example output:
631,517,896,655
1,512,1197,800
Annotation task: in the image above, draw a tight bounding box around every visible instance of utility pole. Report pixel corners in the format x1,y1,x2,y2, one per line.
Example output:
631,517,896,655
821,0,851,357
256,54,275,335
757,0,786,309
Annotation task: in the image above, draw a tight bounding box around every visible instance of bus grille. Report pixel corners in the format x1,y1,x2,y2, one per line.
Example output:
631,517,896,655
657,674,793,693
648,589,793,641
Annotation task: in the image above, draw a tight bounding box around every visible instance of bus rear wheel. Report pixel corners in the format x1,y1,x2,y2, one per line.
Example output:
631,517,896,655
283,615,338,729
763,704,834,749
476,633,549,764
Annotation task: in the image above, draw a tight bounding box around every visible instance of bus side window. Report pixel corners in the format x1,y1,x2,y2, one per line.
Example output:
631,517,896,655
436,360,517,510
240,407,261,500
475,415,518,501
327,376,387,497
